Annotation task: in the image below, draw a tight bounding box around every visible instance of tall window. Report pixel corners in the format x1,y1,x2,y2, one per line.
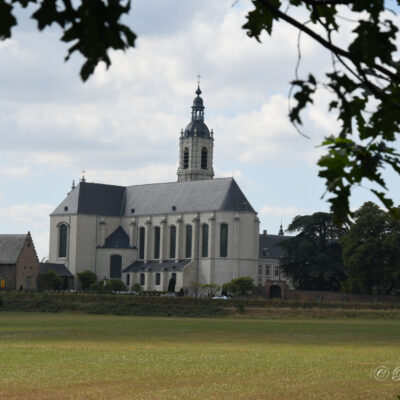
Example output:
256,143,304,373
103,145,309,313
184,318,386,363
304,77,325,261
140,273,145,285
170,226,176,258
201,147,208,169
201,224,208,257
58,224,67,258
139,227,145,259
258,265,262,276
154,227,160,259
183,147,189,169
265,265,270,276
126,273,130,286
185,225,192,258
110,255,122,279
220,223,228,257
155,273,161,285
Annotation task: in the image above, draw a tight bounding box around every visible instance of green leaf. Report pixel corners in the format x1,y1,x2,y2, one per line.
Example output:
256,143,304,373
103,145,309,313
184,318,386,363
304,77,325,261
0,0,17,40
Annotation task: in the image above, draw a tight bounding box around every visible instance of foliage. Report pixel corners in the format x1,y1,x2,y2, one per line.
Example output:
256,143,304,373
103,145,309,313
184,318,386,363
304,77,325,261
244,0,400,224
167,276,176,293
89,280,104,292
341,202,400,295
280,212,347,290
222,277,254,296
39,270,62,290
104,279,126,292
132,283,141,292
0,0,136,81
77,270,98,290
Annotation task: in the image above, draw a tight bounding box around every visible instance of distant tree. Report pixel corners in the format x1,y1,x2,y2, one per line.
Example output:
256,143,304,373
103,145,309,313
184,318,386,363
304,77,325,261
222,277,254,296
77,270,97,291
104,279,126,292
39,270,62,290
341,202,400,295
177,288,185,297
280,212,347,290
167,276,176,293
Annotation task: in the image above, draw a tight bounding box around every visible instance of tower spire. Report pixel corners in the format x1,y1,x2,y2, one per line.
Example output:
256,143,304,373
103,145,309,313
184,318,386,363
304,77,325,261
279,220,284,236
177,81,214,182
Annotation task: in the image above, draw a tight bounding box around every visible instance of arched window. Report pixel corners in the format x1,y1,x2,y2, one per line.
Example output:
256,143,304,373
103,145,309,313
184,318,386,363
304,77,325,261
220,223,228,257
170,226,176,258
140,273,145,285
58,224,68,258
155,273,161,285
201,224,209,257
185,225,192,258
154,227,160,259
183,147,189,169
110,255,122,279
201,147,208,169
139,227,145,259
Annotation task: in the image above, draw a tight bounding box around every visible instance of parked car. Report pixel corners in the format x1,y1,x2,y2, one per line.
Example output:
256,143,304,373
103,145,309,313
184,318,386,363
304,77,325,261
212,295,228,300
161,292,176,297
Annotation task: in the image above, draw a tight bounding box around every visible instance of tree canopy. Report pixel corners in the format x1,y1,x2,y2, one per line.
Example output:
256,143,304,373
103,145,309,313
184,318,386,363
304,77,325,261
340,201,400,295
279,212,346,290
1,0,399,223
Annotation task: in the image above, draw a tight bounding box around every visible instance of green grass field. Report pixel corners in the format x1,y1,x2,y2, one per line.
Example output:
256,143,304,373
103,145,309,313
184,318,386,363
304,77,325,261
0,312,399,400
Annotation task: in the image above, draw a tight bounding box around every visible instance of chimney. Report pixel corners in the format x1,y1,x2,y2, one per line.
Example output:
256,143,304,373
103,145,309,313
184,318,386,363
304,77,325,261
263,229,267,236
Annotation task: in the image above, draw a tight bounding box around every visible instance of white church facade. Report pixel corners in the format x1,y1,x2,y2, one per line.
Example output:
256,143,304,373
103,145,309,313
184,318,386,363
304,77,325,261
48,86,289,293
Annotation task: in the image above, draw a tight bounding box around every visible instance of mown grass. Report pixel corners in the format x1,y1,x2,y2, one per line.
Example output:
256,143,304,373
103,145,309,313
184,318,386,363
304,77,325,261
0,313,399,400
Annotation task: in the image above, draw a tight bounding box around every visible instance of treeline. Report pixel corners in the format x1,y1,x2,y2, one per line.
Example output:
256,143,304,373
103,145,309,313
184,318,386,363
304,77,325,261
280,202,400,295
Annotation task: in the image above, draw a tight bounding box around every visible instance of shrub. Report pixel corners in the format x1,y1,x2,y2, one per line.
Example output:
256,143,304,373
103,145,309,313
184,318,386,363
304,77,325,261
39,270,62,290
77,270,98,290
104,279,127,292
132,283,141,292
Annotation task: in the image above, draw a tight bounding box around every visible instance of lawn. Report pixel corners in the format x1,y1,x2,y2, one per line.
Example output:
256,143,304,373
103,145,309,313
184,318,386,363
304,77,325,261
0,312,399,400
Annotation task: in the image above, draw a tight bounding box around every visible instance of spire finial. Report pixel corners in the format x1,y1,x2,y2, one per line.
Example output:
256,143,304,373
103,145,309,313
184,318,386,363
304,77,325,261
81,169,86,183
197,73,201,86
72,179,75,190
279,220,284,236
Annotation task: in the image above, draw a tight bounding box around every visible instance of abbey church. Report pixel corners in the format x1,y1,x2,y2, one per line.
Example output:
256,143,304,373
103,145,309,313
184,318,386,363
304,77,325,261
48,86,288,294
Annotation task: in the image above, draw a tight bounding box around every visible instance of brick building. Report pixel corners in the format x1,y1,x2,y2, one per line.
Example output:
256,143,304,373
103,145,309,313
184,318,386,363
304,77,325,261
0,232,39,290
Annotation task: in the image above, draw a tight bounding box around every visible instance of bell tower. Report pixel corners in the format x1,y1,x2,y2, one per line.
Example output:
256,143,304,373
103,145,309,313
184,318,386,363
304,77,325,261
177,84,214,182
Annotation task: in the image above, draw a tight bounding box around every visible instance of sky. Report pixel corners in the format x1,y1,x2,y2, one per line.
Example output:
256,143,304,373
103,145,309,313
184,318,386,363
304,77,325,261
1,0,399,259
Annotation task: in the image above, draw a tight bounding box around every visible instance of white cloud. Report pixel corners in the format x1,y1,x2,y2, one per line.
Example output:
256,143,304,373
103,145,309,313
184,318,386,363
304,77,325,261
87,164,177,186
0,203,54,259
260,205,305,217
0,165,31,177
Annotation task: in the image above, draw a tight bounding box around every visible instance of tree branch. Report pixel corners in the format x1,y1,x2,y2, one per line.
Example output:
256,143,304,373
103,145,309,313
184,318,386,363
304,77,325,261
255,0,400,83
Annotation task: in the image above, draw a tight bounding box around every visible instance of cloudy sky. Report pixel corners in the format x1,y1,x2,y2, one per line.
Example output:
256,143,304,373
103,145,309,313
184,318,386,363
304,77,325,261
1,0,399,259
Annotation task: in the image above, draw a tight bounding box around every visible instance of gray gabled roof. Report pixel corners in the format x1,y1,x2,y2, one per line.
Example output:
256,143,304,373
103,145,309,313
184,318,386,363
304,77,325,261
123,259,191,273
0,234,27,264
259,234,290,259
51,177,255,217
39,263,74,277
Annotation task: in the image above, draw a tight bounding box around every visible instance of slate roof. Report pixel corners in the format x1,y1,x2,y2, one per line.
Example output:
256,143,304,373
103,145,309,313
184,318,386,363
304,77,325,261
259,234,290,259
52,177,255,217
103,226,130,249
39,263,74,277
123,259,191,273
0,234,27,264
